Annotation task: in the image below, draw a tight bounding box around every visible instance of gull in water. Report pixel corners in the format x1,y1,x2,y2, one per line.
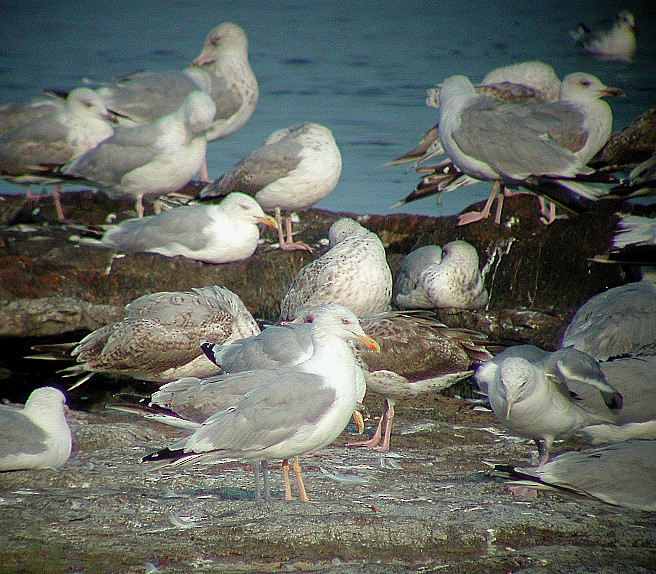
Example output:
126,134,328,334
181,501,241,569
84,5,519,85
84,192,277,264
571,11,638,63
279,218,393,321
60,91,216,218
97,22,258,180
502,440,656,512
394,240,488,310
0,387,72,471
199,123,342,252
30,286,260,389
561,280,656,362
475,345,623,465
0,88,116,220
203,309,492,452
142,304,380,502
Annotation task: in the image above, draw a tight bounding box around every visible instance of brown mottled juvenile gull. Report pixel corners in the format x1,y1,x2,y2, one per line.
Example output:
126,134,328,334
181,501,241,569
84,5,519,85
475,345,623,465
0,88,116,219
142,304,380,502
504,440,656,512
279,218,393,321
34,286,260,388
87,192,277,264
97,22,258,179
199,122,342,251
0,387,72,471
394,240,488,310
60,90,216,218
571,11,638,62
561,280,656,362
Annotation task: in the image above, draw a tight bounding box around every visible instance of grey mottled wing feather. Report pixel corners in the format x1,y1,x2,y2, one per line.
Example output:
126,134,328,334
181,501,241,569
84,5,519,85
0,408,48,457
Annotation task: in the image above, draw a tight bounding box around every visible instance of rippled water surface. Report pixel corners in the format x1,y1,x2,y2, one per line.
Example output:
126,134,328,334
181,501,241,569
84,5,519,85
1,0,655,217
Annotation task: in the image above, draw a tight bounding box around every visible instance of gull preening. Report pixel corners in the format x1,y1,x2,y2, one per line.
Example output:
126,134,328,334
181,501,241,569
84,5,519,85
0,387,72,471
88,192,277,264
279,218,393,321
571,11,637,63
143,303,380,502
475,345,623,465
200,122,342,252
394,240,488,310
60,90,216,218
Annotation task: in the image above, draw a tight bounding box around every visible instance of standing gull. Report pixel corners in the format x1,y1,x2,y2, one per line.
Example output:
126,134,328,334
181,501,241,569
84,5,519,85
475,345,623,465
199,123,342,252
279,218,393,321
32,286,261,388
86,192,277,264
0,88,116,220
143,304,380,502
503,440,656,512
394,240,488,310
571,11,637,62
0,387,72,471
60,90,216,218
97,22,258,180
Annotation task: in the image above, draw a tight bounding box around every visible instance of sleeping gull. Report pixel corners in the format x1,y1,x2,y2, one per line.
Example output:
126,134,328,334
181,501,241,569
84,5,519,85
438,73,622,225
394,240,488,310
475,345,623,465
279,218,393,321
60,90,216,218
560,280,656,361
32,286,260,388
97,22,258,180
199,123,342,252
84,192,277,264
0,387,72,471
571,11,638,62
203,310,492,452
502,440,656,511
0,88,116,220
142,303,380,502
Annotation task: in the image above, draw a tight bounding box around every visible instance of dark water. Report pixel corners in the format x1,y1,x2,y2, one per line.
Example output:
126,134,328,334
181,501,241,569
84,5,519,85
1,0,655,218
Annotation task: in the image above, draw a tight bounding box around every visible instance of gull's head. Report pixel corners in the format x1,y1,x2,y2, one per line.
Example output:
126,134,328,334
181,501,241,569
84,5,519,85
23,387,68,417
441,240,480,267
328,217,370,247
559,72,625,101
194,22,249,67
439,75,476,107
67,87,116,122
498,357,534,419
303,303,381,352
615,10,636,32
220,192,277,229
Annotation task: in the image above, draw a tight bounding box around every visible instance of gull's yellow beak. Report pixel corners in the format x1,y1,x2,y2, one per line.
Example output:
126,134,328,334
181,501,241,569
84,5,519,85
351,409,366,434
357,333,381,353
258,214,278,229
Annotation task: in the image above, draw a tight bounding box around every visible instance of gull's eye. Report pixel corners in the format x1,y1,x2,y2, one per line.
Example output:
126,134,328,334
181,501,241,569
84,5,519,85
580,80,591,87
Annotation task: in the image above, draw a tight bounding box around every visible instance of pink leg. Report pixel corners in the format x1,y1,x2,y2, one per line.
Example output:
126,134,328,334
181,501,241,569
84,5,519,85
346,399,395,451
135,196,145,219
53,186,65,221
275,208,313,252
538,197,567,225
282,459,293,501
199,159,211,183
457,181,501,226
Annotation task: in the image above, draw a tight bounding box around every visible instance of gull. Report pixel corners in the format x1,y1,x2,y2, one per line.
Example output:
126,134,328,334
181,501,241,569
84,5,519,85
279,218,393,321
60,90,216,218
97,22,258,180
31,286,261,388
571,11,638,63
561,280,656,361
475,345,623,465
199,123,342,252
0,387,72,471
0,88,116,220
438,73,623,225
203,310,492,452
394,240,488,310
504,440,656,511
84,192,277,264
142,304,380,502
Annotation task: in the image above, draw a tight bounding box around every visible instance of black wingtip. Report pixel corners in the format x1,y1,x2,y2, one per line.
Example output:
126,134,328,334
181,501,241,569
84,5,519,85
142,447,182,463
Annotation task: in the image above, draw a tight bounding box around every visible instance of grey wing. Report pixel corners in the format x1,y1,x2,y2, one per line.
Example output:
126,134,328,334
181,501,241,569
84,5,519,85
99,70,199,123
542,102,588,154
0,115,73,169
203,139,303,197
0,408,48,458
185,372,336,454
102,206,214,252
456,98,582,179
